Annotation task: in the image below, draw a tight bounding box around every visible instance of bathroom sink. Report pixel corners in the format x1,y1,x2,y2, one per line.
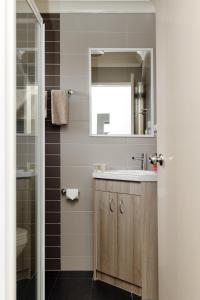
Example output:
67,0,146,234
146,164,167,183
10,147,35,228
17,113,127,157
16,169,35,178
93,170,157,182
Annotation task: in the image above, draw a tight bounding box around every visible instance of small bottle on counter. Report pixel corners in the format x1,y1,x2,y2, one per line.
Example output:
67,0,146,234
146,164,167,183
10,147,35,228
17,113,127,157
151,163,157,172
93,163,106,172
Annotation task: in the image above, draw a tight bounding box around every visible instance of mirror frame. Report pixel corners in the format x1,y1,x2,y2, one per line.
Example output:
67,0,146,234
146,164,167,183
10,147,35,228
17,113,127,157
89,48,155,137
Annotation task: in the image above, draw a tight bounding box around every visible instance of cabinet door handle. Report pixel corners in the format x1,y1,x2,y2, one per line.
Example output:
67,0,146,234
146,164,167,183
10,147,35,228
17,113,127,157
119,200,125,214
109,199,115,212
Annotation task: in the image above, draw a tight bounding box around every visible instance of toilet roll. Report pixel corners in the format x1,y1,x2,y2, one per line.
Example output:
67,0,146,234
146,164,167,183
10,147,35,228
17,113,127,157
66,189,79,201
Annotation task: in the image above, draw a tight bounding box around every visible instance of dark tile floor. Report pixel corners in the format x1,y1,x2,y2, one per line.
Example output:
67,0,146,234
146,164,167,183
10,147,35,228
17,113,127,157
46,271,141,300
17,276,36,300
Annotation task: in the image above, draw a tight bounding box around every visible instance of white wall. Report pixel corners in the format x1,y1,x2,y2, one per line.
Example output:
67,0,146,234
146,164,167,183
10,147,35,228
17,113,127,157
155,0,200,299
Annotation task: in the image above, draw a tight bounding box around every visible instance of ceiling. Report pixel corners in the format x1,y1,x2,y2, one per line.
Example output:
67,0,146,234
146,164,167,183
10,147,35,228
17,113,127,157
35,0,155,13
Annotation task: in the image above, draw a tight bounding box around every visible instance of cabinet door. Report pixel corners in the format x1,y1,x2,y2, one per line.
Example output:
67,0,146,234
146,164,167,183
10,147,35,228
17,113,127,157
95,191,118,277
117,194,143,286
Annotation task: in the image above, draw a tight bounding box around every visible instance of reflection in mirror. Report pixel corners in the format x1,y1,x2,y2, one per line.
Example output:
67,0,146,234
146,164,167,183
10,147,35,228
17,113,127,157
90,49,154,137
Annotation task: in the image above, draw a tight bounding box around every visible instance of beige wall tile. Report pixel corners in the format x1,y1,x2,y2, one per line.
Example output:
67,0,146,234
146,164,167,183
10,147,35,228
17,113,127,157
61,54,89,77
61,234,93,257
61,76,89,97
61,142,157,170
61,31,127,54
126,137,156,145
60,121,128,145
61,13,128,33
68,99,89,121
61,143,128,167
60,121,90,144
61,256,93,271
127,13,155,33
61,211,93,235
127,32,156,48
61,166,93,189
61,188,93,212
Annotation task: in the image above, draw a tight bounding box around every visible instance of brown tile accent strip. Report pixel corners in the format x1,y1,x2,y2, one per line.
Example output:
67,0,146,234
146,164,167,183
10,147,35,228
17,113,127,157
45,65,60,76
45,259,60,271
45,121,60,132
46,201,61,212
45,178,60,189
46,190,61,201
45,133,61,144
45,247,61,259
45,235,61,247
42,13,61,271
45,144,60,155
45,224,61,235
45,42,60,52
45,75,60,87
45,31,60,42
45,53,60,64
45,212,61,223
45,166,61,178
44,19,60,31
45,155,60,167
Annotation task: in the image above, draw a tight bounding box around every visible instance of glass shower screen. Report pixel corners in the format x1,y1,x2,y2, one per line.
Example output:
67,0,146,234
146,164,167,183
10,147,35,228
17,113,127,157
16,1,44,300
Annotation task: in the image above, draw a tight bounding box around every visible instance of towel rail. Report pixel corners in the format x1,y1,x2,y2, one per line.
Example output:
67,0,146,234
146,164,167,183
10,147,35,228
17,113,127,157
46,89,74,95
67,89,74,95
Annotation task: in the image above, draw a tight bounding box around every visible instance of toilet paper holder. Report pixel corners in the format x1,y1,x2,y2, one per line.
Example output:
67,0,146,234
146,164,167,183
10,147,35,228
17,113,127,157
61,189,67,195
61,188,80,200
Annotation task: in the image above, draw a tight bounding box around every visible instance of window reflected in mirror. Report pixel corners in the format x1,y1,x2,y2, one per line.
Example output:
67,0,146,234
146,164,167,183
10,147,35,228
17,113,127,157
90,49,154,137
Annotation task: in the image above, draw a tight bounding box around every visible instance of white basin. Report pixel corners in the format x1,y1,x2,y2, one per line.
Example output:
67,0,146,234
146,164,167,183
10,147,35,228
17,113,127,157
93,170,157,182
16,169,35,178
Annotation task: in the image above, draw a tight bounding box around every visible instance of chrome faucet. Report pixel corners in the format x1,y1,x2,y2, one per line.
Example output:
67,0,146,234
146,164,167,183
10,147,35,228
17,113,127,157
132,153,148,170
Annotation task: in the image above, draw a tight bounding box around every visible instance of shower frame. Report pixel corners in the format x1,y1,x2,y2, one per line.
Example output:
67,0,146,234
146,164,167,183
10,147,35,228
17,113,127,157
17,0,45,300
27,1,45,300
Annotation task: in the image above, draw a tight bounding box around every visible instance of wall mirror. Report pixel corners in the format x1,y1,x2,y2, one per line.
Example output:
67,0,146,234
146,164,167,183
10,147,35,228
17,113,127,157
89,48,154,137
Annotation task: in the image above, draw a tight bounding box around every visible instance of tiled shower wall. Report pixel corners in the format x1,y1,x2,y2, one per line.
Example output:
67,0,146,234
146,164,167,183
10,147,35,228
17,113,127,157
60,13,157,270
43,14,61,271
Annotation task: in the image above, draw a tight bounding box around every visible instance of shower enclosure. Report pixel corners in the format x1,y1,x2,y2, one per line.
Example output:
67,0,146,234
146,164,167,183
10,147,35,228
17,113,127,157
16,1,44,299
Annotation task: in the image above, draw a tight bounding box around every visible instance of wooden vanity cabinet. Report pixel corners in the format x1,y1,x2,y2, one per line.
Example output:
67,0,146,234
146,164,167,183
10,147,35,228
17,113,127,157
96,191,118,277
117,193,142,286
93,180,158,300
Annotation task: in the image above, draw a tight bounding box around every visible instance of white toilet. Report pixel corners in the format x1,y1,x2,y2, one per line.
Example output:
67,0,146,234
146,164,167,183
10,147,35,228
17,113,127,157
17,227,28,257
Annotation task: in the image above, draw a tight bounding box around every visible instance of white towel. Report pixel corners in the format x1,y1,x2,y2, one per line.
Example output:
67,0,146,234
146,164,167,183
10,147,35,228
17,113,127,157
51,90,69,125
